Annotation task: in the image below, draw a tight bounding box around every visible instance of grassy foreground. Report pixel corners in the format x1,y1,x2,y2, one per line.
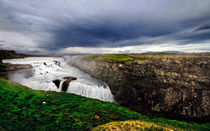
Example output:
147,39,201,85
0,78,209,130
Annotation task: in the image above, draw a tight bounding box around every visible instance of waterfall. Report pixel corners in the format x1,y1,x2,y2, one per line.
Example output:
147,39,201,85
64,80,113,102
3,57,115,102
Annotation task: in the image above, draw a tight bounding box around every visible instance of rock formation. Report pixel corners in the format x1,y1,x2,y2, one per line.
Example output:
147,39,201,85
53,77,77,91
53,60,61,67
53,79,61,89
0,64,32,79
62,76,77,92
0,50,40,79
69,55,210,122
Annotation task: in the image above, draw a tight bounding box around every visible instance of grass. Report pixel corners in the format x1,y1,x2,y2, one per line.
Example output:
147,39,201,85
92,120,182,131
84,54,133,62
0,78,209,130
0,78,142,131
93,118,210,131
81,53,210,63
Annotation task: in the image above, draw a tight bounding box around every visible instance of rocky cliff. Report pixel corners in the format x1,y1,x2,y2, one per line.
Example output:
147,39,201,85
0,50,47,79
0,50,29,79
69,54,210,122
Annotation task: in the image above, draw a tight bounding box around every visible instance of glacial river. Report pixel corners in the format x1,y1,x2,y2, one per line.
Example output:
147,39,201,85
3,57,114,102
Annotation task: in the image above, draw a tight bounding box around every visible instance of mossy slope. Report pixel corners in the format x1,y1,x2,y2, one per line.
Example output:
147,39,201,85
0,78,209,130
92,120,181,131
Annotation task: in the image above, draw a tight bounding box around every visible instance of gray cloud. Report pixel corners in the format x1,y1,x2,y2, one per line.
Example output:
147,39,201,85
195,24,210,31
0,40,6,43
0,0,210,54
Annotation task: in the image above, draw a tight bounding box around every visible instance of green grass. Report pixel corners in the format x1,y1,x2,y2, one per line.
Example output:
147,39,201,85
81,53,210,63
85,54,133,62
0,78,143,130
0,78,209,130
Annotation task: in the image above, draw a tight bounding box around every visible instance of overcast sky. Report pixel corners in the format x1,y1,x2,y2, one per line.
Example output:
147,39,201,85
0,0,210,54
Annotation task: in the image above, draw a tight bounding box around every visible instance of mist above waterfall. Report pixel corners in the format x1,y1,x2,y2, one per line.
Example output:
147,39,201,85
3,57,114,102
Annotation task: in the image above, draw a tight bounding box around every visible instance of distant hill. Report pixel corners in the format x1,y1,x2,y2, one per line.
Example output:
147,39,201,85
0,50,51,62
0,50,27,61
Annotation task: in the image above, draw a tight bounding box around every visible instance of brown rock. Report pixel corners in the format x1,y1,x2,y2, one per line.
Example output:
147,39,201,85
61,76,77,92
53,79,61,89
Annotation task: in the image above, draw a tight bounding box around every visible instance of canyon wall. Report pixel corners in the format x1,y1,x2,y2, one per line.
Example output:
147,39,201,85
0,50,30,79
69,54,210,122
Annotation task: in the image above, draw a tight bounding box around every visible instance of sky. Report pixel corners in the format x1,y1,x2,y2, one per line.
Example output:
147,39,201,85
0,0,210,55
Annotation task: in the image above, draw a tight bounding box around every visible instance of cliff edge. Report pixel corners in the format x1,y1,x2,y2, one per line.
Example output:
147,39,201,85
69,54,210,122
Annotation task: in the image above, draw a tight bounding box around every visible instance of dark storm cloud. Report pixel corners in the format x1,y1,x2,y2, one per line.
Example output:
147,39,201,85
51,20,176,47
195,24,210,31
0,0,210,53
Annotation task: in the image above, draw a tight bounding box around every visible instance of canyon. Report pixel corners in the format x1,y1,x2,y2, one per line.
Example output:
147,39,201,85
2,56,114,102
1,51,209,122
69,54,210,122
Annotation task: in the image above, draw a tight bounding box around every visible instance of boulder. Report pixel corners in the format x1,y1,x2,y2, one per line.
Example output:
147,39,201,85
53,60,61,67
63,76,77,80
53,79,61,89
61,76,77,92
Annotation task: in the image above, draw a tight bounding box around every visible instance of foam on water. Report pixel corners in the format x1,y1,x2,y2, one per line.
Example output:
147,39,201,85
3,57,114,102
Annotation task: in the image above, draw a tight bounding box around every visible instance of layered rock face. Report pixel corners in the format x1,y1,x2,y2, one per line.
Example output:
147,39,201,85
70,55,210,122
0,64,32,79
0,50,31,79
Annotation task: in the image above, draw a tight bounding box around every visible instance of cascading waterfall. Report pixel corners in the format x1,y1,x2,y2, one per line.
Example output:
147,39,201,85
3,57,114,102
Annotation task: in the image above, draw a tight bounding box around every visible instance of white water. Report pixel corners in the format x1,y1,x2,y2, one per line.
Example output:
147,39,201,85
3,57,114,102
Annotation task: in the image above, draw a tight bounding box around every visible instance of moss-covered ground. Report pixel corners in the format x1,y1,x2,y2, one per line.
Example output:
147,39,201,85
92,120,182,131
83,53,210,63
0,78,209,130
84,54,133,62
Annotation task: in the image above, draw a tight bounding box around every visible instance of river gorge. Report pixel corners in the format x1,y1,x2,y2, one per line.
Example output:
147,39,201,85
2,57,114,102
2,53,210,123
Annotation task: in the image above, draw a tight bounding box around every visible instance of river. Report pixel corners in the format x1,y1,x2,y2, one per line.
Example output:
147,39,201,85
3,57,114,102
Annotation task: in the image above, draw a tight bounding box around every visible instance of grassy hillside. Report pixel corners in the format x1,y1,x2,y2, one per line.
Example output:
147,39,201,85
0,78,209,130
